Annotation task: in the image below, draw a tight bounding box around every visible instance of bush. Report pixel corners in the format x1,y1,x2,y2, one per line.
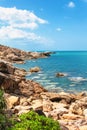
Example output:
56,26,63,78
0,89,61,130
8,111,61,130
0,89,6,111
0,89,9,130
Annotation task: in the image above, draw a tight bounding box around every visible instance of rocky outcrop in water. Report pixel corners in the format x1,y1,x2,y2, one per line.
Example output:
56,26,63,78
56,72,68,77
29,66,41,73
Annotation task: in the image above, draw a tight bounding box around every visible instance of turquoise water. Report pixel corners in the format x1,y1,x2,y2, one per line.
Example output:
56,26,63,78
15,51,87,93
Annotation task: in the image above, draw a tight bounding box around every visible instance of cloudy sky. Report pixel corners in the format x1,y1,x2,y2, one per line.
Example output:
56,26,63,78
0,0,87,51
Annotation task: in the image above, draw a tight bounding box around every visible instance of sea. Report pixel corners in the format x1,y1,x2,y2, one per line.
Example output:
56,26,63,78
14,51,87,93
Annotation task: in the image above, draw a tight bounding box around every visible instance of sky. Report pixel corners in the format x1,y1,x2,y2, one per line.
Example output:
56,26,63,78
0,0,87,51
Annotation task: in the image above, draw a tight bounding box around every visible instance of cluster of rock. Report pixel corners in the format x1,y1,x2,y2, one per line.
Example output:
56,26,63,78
5,91,87,130
0,44,53,63
0,45,87,130
0,61,87,130
0,60,47,96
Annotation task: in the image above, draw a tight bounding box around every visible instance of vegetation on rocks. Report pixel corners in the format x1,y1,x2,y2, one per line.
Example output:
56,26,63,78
0,89,61,130
8,111,61,130
0,89,9,130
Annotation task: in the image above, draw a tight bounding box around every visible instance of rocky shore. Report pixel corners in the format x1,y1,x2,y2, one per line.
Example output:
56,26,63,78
0,45,87,130
0,44,53,63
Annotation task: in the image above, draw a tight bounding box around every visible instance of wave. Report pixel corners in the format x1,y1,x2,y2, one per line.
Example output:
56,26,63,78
69,76,87,82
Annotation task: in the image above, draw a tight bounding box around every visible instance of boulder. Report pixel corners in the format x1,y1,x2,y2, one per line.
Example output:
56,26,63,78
69,97,87,116
14,105,32,115
69,102,83,116
4,93,20,109
7,54,24,61
0,72,19,93
14,68,27,77
0,61,15,74
60,125,69,130
79,125,87,130
43,100,53,112
62,113,83,120
29,67,40,73
48,107,68,120
42,52,54,56
83,109,87,119
29,52,40,59
56,72,67,77
49,92,75,104
31,99,43,110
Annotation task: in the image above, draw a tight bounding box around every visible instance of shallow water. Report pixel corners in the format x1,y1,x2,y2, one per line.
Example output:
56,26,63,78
14,51,87,93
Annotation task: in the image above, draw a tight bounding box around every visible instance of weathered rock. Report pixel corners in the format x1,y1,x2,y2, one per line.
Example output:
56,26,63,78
0,72,19,93
29,67,40,73
18,110,31,115
62,113,83,120
56,72,67,77
42,52,54,56
29,52,41,59
31,99,43,110
69,97,87,116
0,60,15,74
49,107,68,120
7,53,24,61
50,92,75,104
14,105,32,115
0,44,52,63
69,102,83,115
1,45,87,130
79,125,87,130
14,68,27,77
60,125,69,130
4,93,20,109
43,99,53,112
0,61,47,97
83,109,87,119
52,102,69,110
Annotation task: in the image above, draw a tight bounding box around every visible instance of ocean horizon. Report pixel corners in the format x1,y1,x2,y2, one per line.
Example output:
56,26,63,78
14,51,87,93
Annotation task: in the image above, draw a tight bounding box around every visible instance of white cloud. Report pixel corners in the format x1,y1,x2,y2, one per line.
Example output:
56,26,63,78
0,7,47,29
68,1,75,8
0,6,49,44
56,27,62,32
0,26,44,41
11,22,38,30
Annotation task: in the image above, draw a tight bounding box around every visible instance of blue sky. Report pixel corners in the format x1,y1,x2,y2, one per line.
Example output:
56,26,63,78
0,0,87,51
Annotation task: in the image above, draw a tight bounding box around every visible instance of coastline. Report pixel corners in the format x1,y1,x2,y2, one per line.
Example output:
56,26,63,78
0,45,87,130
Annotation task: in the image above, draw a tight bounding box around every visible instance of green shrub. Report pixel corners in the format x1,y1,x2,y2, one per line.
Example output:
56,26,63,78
0,89,9,130
8,111,61,130
0,89,6,111
0,89,61,130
